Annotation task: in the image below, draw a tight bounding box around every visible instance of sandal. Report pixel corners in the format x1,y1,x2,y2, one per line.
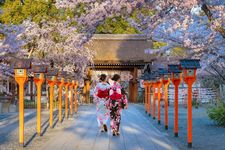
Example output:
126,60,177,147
112,130,116,136
103,124,108,132
116,132,120,136
100,126,104,132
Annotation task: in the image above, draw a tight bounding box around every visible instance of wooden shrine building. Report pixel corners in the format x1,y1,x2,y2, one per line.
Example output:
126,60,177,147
85,34,153,103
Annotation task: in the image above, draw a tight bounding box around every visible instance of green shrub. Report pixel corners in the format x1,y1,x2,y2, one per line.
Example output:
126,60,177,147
95,16,140,34
208,102,225,127
0,0,76,25
170,47,187,57
152,41,167,49
130,8,156,23
0,0,58,24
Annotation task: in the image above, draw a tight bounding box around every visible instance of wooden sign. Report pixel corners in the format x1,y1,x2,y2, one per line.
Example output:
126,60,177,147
16,69,25,76
187,69,195,76
164,74,169,80
174,73,180,79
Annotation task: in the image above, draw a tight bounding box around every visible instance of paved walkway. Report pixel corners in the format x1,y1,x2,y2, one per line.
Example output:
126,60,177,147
0,110,36,126
40,104,178,150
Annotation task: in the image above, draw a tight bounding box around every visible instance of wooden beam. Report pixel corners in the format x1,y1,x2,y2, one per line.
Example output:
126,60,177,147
129,67,138,103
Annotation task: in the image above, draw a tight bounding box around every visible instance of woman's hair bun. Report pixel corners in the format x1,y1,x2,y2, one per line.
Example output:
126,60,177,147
100,74,107,82
111,74,121,81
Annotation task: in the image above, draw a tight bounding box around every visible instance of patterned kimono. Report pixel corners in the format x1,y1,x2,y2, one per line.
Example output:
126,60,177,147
109,82,128,133
94,82,111,127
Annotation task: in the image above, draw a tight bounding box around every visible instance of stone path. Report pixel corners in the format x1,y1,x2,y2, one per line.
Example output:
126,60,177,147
1,104,224,150
40,104,178,150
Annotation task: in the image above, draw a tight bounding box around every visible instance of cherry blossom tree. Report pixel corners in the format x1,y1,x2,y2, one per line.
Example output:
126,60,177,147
0,24,25,58
17,20,94,78
0,23,26,76
54,0,224,69
129,0,225,72
0,0,224,78
1,0,147,78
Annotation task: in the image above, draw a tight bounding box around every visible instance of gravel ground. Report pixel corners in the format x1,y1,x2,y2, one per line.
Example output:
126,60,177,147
136,104,225,150
0,109,77,150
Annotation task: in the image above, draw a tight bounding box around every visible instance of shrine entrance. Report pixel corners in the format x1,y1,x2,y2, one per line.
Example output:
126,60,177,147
90,61,145,103
84,34,153,103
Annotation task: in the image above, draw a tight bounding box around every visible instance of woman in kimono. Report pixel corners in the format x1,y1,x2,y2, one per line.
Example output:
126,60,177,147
94,74,110,132
109,74,128,136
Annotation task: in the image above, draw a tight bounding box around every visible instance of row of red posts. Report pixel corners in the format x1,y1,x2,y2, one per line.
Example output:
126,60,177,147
13,59,79,147
143,59,201,148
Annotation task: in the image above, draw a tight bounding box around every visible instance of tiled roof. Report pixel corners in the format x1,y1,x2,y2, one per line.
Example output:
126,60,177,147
168,64,182,73
180,59,201,69
86,34,154,62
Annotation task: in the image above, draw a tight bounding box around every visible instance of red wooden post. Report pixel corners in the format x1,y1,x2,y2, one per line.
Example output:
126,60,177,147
46,69,58,128
144,81,148,113
180,59,201,148
34,74,45,135
147,82,152,116
74,81,78,113
171,73,182,137
162,76,170,130
47,78,56,128
157,79,162,124
152,82,158,119
57,78,64,123
183,69,197,148
69,83,73,117
64,81,70,119
31,65,48,135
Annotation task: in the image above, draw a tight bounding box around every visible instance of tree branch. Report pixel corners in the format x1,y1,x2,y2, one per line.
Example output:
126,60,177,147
201,3,225,38
210,64,225,83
